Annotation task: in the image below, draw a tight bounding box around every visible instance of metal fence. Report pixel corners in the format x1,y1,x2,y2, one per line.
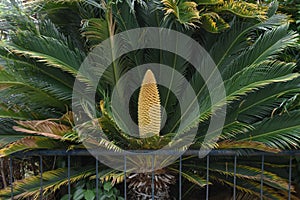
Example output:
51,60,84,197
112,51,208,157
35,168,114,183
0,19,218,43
6,150,300,200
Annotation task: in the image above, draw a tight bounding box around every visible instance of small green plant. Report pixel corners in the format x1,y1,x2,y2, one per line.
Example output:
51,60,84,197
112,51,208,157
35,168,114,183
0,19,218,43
60,179,124,200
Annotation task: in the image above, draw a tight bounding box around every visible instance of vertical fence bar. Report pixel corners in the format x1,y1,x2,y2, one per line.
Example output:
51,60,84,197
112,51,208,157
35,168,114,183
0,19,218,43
96,156,99,200
9,156,13,199
260,155,264,200
152,154,155,200
179,155,182,200
206,155,209,200
233,155,237,200
124,155,127,200
68,154,71,200
288,155,292,200
39,155,43,200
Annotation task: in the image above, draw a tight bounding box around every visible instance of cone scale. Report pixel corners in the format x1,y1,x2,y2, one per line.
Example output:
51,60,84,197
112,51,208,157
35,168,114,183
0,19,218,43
138,70,161,138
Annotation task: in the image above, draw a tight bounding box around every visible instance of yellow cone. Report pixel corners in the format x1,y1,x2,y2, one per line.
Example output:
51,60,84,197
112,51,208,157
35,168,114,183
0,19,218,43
138,70,161,138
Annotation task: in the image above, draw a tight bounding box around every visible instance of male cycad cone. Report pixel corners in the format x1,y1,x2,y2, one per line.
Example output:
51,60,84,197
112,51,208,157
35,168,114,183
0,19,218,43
138,70,161,138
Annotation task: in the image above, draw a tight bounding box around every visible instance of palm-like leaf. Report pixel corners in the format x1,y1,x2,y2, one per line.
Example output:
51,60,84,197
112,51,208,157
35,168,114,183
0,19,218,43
0,0,300,199
0,166,96,199
13,119,73,140
160,0,267,31
213,0,266,19
236,111,300,149
0,136,63,157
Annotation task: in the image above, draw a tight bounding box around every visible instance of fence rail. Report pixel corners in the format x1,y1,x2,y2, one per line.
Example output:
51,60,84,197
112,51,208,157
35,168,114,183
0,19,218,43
6,149,300,200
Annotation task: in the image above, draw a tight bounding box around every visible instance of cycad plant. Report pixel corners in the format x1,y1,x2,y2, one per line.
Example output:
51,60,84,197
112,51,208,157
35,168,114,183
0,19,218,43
0,0,300,199
126,70,176,199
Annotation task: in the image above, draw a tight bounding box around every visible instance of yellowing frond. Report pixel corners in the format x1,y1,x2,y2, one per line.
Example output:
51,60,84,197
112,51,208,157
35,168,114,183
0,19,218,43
200,12,230,33
138,70,161,138
217,140,281,153
162,0,200,28
215,0,267,19
13,120,71,140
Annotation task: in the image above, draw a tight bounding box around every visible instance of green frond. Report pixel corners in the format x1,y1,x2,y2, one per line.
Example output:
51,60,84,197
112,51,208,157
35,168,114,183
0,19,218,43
0,166,95,199
0,69,66,111
208,14,289,68
237,111,300,150
98,100,131,147
221,24,299,79
111,0,140,31
81,18,110,48
0,57,74,102
0,135,25,148
209,174,289,199
224,62,297,95
165,23,299,136
225,73,300,103
83,134,124,153
206,160,298,199
267,0,279,18
0,136,64,157
90,168,124,185
81,6,125,90
5,44,79,79
0,105,34,120
219,121,254,139
192,120,252,148
38,20,83,53
210,163,291,191
179,158,294,199
277,93,300,114
238,77,300,123
177,73,300,139
25,0,88,47
169,167,207,187
0,19,85,79
0,19,88,114
0,118,27,148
